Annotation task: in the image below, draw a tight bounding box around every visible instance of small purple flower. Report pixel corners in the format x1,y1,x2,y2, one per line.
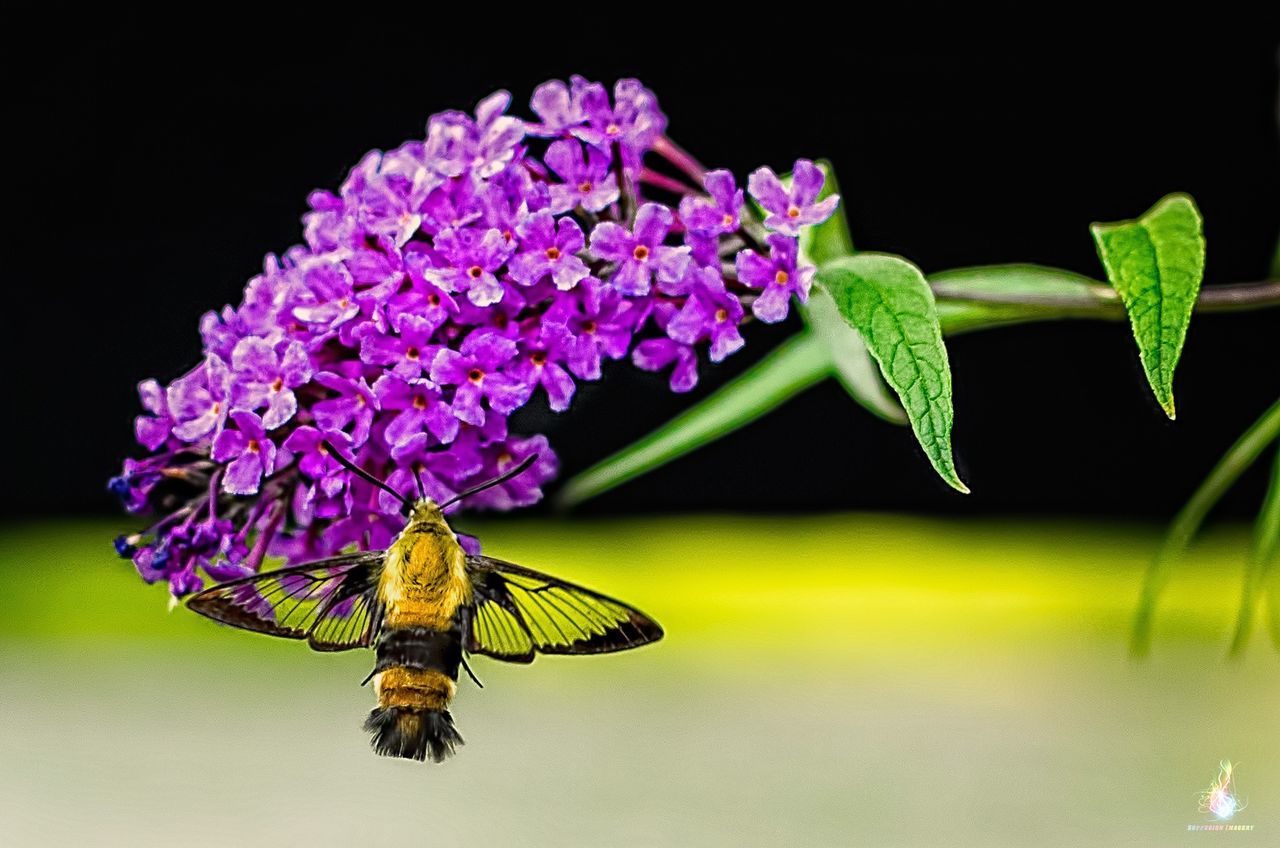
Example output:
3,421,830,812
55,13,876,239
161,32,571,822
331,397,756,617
545,139,620,214
510,326,576,412
459,436,558,511
393,253,461,329
633,337,698,392
419,176,484,236
322,480,403,552
678,170,743,237
373,374,459,448
666,267,745,362
282,426,354,518
282,425,351,483
167,355,231,442
312,370,378,447
508,211,589,290
526,79,583,137
359,314,442,380
545,282,643,380
589,203,690,296
212,411,279,495
351,157,435,248
735,234,815,323
229,337,312,429
134,379,172,450
289,256,359,333
380,436,459,511
430,330,530,426
572,78,666,175
430,91,526,180
423,227,515,307
345,234,404,289
747,159,840,237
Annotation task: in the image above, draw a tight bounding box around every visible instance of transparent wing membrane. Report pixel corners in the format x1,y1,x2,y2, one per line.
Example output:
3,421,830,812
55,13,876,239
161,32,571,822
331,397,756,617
464,555,663,661
187,551,386,651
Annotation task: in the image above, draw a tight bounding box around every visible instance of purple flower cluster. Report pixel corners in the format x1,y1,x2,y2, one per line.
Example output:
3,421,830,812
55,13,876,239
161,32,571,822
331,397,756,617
111,77,838,596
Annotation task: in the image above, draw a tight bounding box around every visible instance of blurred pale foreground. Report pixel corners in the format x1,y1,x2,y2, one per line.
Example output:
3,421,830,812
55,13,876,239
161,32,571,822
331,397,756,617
1,516,1276,847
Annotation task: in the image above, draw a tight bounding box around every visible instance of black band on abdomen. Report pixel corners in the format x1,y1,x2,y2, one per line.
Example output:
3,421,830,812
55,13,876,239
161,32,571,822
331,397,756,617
374,626,462,680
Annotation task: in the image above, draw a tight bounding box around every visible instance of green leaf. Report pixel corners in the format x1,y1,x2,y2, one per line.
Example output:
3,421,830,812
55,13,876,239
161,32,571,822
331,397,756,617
556,333,829,507
798,160,854,266
817,254,967,493
1132,398,1280,656
1091,193,1205,419
803,287,907,424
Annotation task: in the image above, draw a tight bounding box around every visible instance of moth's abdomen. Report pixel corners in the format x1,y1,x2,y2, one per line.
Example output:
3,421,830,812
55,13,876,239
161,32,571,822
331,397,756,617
364,707,462,762
366,626,464,762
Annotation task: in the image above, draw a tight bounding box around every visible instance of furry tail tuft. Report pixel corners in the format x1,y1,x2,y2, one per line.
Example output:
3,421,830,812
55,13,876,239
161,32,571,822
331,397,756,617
364,707,463,763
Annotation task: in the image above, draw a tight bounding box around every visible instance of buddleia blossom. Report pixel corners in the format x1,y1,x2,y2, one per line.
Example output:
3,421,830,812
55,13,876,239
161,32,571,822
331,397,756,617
110,77,839,598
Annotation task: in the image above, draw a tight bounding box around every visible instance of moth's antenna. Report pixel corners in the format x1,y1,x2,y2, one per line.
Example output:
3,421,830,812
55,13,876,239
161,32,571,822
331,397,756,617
440,454,539,509
321,440,412,509
413,466,427,502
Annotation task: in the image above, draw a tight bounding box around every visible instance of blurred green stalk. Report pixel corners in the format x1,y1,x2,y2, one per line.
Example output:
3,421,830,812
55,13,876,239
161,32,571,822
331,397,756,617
1131,398,1280,656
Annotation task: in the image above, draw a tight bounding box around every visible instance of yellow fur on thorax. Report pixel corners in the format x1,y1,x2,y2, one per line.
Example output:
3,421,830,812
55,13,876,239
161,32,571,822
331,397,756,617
378,505,473,631
374,667,455,711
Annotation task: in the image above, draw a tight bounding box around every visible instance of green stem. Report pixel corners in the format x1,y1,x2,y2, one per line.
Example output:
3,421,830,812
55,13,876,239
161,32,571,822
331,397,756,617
930,268,1279,331
934,278,1280,313
1131,398,1280,656
1228,448,1280,655
556,333,829,507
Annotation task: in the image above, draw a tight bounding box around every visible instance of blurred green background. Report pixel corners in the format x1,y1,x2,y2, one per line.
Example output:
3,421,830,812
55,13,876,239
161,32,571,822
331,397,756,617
2,517,1275,846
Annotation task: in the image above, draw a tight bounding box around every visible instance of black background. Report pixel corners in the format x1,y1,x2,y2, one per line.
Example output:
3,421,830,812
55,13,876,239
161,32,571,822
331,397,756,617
12,14,1280,518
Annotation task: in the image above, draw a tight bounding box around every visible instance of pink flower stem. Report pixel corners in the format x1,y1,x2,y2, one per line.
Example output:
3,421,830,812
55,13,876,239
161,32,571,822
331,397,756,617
612,141,637,221
653,135,706,184
639,168,697,196
244,498,284,572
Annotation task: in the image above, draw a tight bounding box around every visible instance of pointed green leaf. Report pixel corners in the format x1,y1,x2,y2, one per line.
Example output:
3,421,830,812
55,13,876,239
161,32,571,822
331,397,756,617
817,253,967,493
1091,193,1205,418
556,333,829,507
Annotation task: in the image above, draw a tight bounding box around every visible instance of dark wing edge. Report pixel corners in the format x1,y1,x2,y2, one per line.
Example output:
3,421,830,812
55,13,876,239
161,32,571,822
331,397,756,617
186,551,387,652
463,554,664,663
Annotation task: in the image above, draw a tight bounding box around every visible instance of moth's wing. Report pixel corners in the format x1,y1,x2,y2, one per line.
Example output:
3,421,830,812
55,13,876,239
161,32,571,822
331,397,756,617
186,551,386,652
463,554,663,663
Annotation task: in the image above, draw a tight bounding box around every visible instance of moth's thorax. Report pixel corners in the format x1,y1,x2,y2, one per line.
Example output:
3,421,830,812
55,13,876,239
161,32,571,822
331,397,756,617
379,499,471,630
